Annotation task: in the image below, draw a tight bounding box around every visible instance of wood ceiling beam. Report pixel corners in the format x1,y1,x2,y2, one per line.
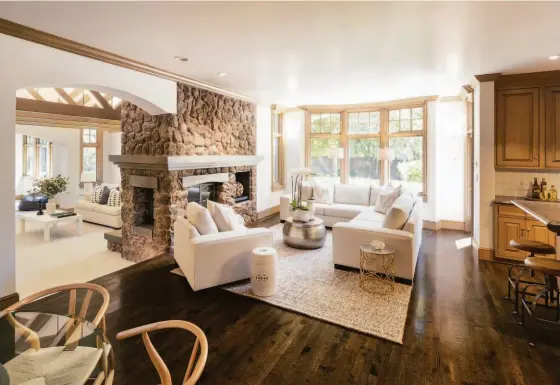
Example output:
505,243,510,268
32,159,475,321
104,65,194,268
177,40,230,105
91,90,114,111
54,88,78,105
16,97,121,120
26,88,45,101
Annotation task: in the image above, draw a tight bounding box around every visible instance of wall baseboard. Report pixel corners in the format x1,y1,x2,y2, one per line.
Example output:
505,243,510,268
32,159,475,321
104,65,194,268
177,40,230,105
257,205,280,220
423,220,467,232
0,292,19,311
472,238,494,260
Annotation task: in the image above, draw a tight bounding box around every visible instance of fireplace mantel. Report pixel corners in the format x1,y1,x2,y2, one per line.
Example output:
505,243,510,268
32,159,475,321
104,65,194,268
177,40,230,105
109,155,264,170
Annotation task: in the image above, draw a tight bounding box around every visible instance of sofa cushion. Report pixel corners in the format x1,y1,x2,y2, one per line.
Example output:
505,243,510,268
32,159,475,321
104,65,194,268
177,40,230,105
382,194,415,230
94,204,121,216
369,185,390,206
312,202,328,215
75,200,98,211
346,219,384,230
324,203,368,219
207,200,234,232
313,181,333,204
186,202,218,235
354,209,386,224
334,184,371,206
375,186,402,214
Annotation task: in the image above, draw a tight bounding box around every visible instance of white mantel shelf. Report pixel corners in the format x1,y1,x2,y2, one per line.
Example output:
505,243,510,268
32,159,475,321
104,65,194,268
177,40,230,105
109,155,264,170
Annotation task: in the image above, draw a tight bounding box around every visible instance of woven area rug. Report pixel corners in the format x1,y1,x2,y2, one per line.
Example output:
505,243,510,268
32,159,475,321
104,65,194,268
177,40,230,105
172,223,413,344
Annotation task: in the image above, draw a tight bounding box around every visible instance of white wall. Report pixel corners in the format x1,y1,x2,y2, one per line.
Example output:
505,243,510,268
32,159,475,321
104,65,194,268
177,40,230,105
1,33,177,299
423,101,437,222
256,105,285,212
473,81,496,249
103,132,122,185
283,110,306,184
434,100,467,222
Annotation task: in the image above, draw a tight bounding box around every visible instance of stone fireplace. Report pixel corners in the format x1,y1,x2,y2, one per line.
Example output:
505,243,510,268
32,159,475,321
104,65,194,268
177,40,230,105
110,84,261,262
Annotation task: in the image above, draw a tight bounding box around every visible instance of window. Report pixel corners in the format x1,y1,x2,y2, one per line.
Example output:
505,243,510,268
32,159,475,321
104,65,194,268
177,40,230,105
81,128,103,182
271,110,284,191
306,100,427,198
22,135,52,178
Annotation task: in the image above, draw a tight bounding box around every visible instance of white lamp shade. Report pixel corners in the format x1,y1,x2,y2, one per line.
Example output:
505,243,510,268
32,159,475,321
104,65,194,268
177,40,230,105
81,171,96,183
378,147,392,161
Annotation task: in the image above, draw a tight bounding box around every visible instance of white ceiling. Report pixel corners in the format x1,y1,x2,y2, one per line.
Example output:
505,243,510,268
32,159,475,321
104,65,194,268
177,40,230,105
2,2,560,106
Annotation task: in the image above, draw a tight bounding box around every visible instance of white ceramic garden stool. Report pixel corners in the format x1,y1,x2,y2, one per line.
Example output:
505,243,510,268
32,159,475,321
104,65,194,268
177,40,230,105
251,247,278,297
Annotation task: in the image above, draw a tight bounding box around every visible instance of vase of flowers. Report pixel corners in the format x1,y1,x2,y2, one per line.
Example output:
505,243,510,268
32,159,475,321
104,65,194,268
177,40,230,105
290,168,315,222
30,175,69,215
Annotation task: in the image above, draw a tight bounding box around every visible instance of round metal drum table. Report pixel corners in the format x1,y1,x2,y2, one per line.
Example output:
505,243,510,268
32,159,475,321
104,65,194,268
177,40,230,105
283,217,327,249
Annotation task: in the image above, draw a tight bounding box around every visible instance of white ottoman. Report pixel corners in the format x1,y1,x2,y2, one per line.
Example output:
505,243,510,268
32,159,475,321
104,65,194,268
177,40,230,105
251,246,278,297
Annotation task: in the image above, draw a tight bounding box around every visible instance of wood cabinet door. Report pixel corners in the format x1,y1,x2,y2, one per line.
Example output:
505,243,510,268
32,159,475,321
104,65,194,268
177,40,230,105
526,219,557,258
545,86,560,169
496,88,540,168
497,216,527,260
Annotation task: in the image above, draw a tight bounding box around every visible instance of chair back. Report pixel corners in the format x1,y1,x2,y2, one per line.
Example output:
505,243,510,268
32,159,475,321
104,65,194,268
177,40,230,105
3,283,110,331
116,320,208,385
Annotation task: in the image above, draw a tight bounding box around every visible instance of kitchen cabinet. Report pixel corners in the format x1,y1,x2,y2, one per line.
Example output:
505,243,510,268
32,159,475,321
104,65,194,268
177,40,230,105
494,203,557,261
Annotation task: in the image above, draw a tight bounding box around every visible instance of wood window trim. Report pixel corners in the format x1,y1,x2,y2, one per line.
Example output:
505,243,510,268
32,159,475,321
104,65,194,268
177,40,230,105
22,135,53,178
271,108,285,192
304,98,428,201
80,128,103,183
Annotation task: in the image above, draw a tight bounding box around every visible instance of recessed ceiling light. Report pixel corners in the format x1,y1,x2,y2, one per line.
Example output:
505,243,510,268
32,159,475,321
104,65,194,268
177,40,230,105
548,55,560,60
217,72,227,77
174,56,189,62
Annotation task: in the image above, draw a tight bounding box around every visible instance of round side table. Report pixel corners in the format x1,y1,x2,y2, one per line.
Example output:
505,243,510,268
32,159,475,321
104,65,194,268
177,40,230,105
359,244,395,294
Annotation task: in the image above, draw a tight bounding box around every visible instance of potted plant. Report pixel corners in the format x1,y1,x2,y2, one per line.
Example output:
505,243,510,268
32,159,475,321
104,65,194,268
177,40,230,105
30,175,69,215
290,168,314,222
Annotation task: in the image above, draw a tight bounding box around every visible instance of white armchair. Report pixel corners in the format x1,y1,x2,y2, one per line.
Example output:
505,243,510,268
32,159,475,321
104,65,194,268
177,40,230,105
174,216,273,291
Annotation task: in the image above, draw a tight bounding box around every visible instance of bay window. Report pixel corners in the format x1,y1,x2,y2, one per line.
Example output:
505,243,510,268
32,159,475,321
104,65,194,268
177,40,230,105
81,128,103,182
22,135,53,178
305,98,427,198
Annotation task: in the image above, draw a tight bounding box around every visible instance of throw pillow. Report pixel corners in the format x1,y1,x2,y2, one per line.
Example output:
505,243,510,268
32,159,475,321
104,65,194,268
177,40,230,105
185,220,201,240
91,185,104,204
107,188,122,207
207,200,234,232
313,182,333,204
382,194,415,229
186,202,218,235
99,186,111,205
228,212,246,231
370,185,391,206
374,186,402,214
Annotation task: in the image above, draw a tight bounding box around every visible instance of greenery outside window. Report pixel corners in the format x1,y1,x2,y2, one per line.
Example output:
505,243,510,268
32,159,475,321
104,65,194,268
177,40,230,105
305,98,428,199
271,110,284,192
23,135,53,178
81,128,103,182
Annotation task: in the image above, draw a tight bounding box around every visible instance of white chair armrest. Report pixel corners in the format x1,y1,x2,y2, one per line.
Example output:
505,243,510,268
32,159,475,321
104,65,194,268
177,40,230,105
190,228,272,246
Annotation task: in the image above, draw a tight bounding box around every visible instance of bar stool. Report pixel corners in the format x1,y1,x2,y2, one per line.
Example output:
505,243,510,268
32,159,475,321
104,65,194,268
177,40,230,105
506,239,556,315
520,257,560,346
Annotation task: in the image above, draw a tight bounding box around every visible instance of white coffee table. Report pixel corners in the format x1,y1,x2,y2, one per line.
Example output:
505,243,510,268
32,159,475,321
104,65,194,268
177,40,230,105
16,210,83,242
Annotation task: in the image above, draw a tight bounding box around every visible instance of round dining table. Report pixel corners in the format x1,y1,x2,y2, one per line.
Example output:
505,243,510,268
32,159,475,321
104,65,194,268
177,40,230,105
0,311,113,385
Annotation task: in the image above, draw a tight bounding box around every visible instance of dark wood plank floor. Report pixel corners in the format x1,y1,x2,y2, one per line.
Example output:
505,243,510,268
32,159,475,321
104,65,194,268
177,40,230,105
25,217,560,385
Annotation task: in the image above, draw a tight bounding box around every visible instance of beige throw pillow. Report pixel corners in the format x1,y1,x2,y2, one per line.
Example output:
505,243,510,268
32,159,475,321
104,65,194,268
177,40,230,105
374,186,402,214
186,202,218,235
313,182,333,204
207,200,233,232
382,194,415,229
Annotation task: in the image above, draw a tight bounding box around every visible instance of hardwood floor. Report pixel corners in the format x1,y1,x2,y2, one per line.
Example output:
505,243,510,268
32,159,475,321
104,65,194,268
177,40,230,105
23,218,560,385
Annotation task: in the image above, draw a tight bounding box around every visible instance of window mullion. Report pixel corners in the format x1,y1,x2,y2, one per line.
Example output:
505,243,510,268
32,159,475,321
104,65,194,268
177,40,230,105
380,109,389,186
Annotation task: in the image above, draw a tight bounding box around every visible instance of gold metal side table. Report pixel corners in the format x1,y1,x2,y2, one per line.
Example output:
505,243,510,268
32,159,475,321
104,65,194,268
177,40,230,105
359,244,395,294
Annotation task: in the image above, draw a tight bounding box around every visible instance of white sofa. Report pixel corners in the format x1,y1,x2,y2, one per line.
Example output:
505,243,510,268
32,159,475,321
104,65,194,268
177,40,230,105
75,183,122,228
174,216,273,291
280,184,423,283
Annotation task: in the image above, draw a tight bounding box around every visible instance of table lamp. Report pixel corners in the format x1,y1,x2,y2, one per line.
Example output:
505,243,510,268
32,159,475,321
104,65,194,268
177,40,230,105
81,171,96,197
378,147,392,185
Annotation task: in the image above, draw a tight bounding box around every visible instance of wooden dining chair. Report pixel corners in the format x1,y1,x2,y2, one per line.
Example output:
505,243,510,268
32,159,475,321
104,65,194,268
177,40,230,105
2,283,110,331
116,320,209,385
0,283,113,384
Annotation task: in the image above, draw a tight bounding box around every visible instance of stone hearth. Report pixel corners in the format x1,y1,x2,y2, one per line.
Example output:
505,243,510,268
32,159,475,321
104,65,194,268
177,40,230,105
112,84,259,262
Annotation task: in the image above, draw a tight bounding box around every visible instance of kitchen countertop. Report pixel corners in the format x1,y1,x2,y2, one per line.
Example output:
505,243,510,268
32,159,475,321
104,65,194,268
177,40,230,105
512,199,560,234
494,195,526,205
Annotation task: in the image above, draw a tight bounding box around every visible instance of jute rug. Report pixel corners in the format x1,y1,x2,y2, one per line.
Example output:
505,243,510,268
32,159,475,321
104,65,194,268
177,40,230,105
172,223,413,344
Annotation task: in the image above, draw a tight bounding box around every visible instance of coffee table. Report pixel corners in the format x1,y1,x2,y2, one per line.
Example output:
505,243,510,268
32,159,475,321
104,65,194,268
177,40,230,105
16,210,83,242
283,217,327,249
